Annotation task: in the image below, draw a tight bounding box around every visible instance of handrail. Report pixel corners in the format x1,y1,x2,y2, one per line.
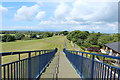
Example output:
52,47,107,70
63,48,120,79
1,48,58,79
67,50,120,59
1,49,54,56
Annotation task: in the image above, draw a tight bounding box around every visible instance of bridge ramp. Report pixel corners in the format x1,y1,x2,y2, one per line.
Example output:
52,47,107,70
39,51,80,79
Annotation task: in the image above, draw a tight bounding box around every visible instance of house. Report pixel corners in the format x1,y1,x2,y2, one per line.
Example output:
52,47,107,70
86,47,100,52
104,42,120,65
104,42,120,56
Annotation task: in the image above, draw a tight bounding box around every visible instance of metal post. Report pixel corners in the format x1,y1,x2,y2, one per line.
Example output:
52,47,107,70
28,52,31,79
0,53,1,80
81,53,83,74
91,55,95,79
39,51,41,73
18,53,20,78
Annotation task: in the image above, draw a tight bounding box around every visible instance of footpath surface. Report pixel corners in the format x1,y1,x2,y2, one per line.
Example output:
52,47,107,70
39,51,80,79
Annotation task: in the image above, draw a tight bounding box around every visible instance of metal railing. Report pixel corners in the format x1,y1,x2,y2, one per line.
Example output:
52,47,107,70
63,48,120,79
1,48,57,79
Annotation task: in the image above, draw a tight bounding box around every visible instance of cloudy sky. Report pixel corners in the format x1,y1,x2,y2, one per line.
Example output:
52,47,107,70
0,0,118,33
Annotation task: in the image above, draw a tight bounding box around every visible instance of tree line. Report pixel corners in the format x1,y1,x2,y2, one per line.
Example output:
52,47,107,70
67,30,120,48
0,31,69,42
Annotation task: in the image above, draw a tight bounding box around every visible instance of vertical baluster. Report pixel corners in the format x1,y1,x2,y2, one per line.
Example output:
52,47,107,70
107,66,110,79
20,61,23,79
14,63,15,80
113,69,116,80
7,65,9,79
11,64,13,79
102,64,105,79
16,62,18,79
23,60,25,78
110,67,112,80
39,51,41,73
81,53,83,75
3,66,6,79
98,63,100,78
28,52,31,79
0,54,1,80
104,65,107,80
90,55,95,79
118,70,120,80
35,52,37,56
18,54,20,79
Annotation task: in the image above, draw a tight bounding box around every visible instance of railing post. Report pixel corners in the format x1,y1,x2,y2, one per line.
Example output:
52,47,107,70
81,53,83,75
91,55,95,79
18,53,20,78
39,51,41,73
28,52,31,79
0,53,1,80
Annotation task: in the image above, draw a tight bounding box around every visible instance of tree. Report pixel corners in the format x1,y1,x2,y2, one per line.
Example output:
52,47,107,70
15,33,25,40
42,32,53,38
30,33,36,38
67,30,89,43
98,35,115,47
76,39,84,46
112,33,120,41
85,34,100,45
60,31,69,35
2,34,15,42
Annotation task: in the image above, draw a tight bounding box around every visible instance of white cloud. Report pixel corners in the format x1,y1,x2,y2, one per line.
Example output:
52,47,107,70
69,0,117,22
35,11,46,20
7,1,118,33
0,5,8,13
106,22,118,30
53,0,117,23
0,5,8,28
14,4,40,21
0,5,8,16
54,2,70,20
46,0,118,32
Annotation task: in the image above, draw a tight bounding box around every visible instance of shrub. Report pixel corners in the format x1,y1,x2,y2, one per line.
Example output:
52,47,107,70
15,33,25,40
2,34,15,42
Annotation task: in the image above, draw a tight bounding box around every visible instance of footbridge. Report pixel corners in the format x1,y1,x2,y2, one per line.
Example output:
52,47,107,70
0,48,120,80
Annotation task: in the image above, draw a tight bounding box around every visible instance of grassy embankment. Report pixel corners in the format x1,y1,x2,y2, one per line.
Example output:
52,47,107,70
1,36,74,64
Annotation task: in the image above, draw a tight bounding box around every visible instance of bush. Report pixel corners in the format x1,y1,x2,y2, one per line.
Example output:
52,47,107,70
15,33,25,40
85,33,100,45
42,32,53,38
2,34,15,42
60,31,69,35
98,35,115,47
30,34,36,38
67,30,89,44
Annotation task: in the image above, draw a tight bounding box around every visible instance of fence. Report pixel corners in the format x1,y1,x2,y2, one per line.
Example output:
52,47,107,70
63,48,120,79
1,48,57,79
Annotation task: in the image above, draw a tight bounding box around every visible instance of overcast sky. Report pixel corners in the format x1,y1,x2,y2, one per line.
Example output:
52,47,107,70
0,0,118,33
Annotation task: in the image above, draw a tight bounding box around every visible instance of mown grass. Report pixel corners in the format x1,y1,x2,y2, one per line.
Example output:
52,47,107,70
0,34,15,36
1,36,74,64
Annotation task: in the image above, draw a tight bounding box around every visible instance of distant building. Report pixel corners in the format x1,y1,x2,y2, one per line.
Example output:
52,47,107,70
104,42,120,56
86,47,100,52
36,34,42,38
36,35,40,38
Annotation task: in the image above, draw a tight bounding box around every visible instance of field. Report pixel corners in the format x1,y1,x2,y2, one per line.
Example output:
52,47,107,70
1,36,74,64
0,34,15,36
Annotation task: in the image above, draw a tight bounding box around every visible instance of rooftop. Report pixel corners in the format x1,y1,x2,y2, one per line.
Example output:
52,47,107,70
105,42,120,53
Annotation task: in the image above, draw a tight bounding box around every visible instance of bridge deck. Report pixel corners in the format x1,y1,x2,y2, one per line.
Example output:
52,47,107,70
39,51,81,79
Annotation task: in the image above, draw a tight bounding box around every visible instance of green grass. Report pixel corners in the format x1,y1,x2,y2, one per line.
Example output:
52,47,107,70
1,36,74,64
0,34,15,36
1,36,73,52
